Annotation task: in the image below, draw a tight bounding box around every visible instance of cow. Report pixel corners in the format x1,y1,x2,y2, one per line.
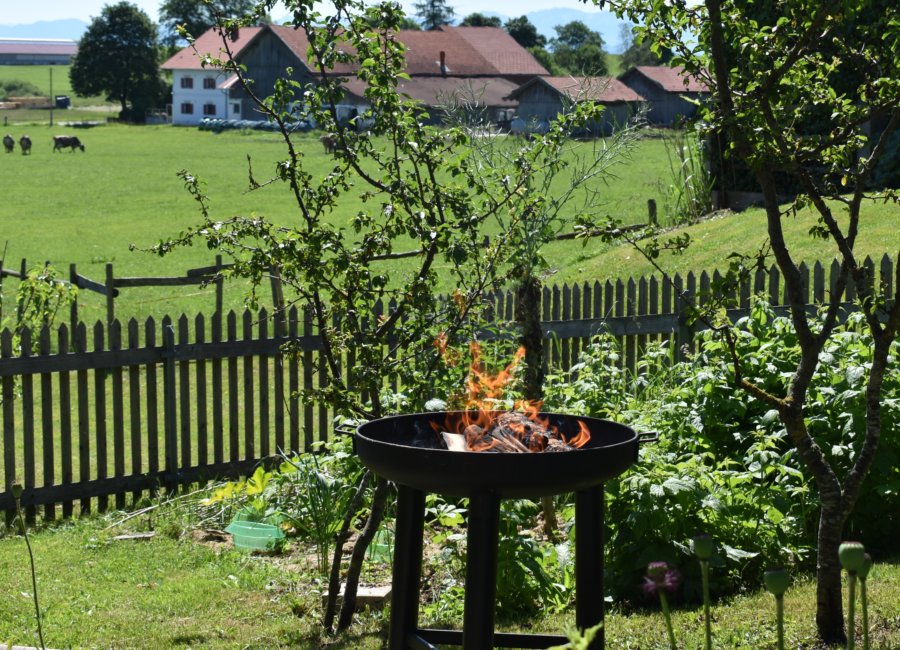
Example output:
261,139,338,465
318,134,337,154
52,135,85,153
19,135,32,155
3,135,14,153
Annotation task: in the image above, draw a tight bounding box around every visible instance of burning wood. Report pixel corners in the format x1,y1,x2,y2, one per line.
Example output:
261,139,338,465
415,411,586,453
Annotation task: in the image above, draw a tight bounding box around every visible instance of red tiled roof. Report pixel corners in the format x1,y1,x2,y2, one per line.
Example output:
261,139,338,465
438,26,548,76
161,26,262,70
342,75,518,107
241,24,547,77
622,65,708,93
506,76,645,103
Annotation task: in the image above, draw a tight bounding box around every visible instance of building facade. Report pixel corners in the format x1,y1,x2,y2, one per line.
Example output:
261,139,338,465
161,27,262,126
617,66,709,125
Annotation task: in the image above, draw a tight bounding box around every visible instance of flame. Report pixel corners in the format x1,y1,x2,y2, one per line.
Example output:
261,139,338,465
429,338,591,452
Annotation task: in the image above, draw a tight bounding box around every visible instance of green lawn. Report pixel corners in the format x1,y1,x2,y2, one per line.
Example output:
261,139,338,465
1,511,898,649
0,123,673,326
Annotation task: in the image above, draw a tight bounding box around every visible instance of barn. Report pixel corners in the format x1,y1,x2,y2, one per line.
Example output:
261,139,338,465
503,76,645,135
0,38,77,66
616,65,709,126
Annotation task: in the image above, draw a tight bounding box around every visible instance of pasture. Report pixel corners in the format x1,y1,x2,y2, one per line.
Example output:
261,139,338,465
0,123,673,325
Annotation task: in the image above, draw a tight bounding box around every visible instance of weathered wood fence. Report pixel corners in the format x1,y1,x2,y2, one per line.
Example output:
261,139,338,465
0,255,895,519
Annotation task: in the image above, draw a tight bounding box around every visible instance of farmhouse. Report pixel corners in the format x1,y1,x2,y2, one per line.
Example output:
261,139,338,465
617,65,709,125
165,24,547,126
161,27,262,126
0,38,77,65
503,76,645,135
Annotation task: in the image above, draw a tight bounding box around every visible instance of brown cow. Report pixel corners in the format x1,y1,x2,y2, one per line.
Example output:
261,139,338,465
3,135,13,153
318,134,336,154
19,135,32,155
52,135,85,152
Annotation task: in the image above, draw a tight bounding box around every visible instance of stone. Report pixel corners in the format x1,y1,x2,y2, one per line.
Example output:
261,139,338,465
321,584,392,610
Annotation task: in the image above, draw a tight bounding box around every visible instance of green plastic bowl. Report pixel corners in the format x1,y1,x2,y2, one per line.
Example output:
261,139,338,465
225,521,285,552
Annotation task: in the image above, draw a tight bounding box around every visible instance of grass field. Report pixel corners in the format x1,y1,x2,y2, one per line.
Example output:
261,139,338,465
0,511,898,649
0,64,108,107
0,123,674,325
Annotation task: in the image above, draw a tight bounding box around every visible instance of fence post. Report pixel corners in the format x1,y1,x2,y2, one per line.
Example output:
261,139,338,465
16,258,26,321
674,274,692,363
162,323,180,491
105,262,115,326
648,199,657,227
70,263,78,342
215,254,223,316
270,264,288,336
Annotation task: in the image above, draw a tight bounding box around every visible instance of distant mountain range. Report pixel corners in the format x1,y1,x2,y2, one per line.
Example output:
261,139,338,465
2,10,631,51
0,19,88,40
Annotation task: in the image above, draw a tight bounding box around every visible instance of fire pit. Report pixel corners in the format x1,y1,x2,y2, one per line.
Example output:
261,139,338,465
356,411,656,650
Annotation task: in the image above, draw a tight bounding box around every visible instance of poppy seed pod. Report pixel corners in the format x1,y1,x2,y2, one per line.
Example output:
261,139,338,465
764,567,790,596
839,541,866,573
859,553,873,580
12,482,23,499
647,561,669,583
693,533,713,560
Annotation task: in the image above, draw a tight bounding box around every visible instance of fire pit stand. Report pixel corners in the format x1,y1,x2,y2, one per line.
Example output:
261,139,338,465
355,412,657,650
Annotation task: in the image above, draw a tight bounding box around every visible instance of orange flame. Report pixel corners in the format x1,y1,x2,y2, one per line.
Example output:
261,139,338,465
430,338,591,452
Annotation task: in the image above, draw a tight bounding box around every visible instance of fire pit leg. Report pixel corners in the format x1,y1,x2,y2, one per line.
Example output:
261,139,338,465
462,491,501,650
388,484,426,650
575,484,605,649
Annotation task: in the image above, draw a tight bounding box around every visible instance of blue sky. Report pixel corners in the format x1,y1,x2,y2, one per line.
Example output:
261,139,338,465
1,0,618,28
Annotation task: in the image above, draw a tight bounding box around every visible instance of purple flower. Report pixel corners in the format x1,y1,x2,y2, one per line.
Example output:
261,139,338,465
642,561,682,597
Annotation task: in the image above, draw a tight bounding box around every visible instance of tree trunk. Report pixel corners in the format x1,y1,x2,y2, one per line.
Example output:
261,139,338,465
336,476,391,631
515,275,558,537
816,506,847,645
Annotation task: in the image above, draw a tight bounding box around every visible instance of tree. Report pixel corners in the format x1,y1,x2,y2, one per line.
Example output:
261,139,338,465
505,15,546,49
599,0,900,642
412,0,455,30
148,0,613,634
550,21,608,76
158,0,257,45
527,45,563,76
460,12,501,27
398,16,422,30
69,2,162,121
618,22,671,68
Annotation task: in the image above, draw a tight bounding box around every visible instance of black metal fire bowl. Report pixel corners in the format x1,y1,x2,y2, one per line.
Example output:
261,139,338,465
355,411,647,499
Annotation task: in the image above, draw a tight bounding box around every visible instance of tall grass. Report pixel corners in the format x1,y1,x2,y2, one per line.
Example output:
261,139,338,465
661,131,715,225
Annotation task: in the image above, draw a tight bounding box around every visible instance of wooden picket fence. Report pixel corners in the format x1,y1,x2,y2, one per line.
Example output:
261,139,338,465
0,255,895,519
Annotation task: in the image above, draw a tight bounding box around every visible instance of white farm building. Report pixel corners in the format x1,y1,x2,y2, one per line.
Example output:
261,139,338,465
161,27,261,126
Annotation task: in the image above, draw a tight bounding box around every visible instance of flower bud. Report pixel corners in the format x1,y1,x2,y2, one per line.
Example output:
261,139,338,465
859,553,873,580
839,541,866,574
693,533,713,560
647,561,669,584
11,482,23,499
764,567,790,596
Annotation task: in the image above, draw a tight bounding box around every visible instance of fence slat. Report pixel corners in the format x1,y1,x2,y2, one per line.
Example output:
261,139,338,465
146,318,159,479
830,259,842,304
258,308,270,458
2,330,15,524
768,265,780,306
699,271,710,307
58,325,73,518
273,310,285,454
551,286,561,369
542,286,551,375
40,326,55,521
211,312,223,465
128,319,142,506
289,306,301,453
799,262,810,305
19,329,36,522
581,282,591,363
814,261,825,304
179,314,192,482
626,279,636,374
196,313,208,468
615,281,625,368
740,271,750,309
561,285,571,373
227,311,239,462
242,310,255,460
673,274,686,363
661,274,672,360
649,276,659,352
162,317,178,492
93,322,107,514
110,320,126,510
637,277,648,372
76,323,90,514
303,306,314,451
571,283,581,370
881,254,894,301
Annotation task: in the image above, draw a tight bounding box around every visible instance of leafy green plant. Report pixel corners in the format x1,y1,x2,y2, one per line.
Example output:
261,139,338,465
764,567,790,650
548,622,604,650
1,265,78,356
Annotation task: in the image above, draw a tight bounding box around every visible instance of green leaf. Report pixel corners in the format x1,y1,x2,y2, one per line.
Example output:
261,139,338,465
722,544,758,561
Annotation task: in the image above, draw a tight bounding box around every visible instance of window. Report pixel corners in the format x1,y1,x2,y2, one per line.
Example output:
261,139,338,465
180,77,193,89
203,103,216,116
203,78,216,89
232,103,240,115
181,103,193,115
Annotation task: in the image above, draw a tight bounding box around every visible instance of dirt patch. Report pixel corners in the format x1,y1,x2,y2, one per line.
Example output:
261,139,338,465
188,528,233,552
